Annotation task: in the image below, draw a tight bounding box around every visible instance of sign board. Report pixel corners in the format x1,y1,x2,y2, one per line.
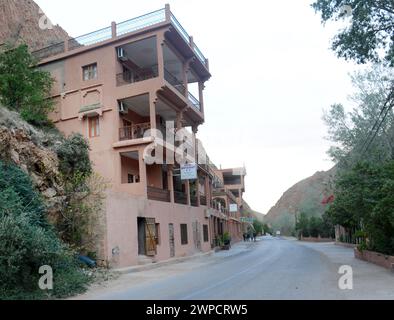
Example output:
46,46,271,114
276,231,281,236
181,163,198,180
240,217,256,224
229,204,238,213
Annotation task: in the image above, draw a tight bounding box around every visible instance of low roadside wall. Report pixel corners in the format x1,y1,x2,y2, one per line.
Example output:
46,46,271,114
354,248,394,271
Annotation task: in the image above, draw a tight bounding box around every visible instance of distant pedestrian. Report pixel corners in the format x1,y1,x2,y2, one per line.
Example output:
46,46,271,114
243,233,246,242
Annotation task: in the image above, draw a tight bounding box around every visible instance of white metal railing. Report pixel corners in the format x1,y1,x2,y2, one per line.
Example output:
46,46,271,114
117,9,166,36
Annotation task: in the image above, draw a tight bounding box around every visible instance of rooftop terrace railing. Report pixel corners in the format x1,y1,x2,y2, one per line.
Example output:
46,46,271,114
117,8,166,37
31,6,208,69
68,26,112,51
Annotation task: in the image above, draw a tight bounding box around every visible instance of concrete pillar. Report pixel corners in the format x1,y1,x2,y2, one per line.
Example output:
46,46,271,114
185,180,191,206
196,176,201,207
167,165,174,203
111,21,117,38
156,33,165,79
198,81,205,113
165,3,171,22
149,93,157,132
205,176,210,208
139,147,148,197
182,61,189,97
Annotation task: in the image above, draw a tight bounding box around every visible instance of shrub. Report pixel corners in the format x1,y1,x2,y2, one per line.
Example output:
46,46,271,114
0,161,90,299
56,133,92,180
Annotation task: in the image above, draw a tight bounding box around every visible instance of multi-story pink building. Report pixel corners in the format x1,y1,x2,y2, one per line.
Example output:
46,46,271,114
33,4,245,268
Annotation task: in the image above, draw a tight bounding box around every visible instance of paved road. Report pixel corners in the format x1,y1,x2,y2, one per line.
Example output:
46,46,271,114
75,237,394,300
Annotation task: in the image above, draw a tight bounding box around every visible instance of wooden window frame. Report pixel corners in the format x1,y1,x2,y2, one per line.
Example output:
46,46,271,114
88,116,100,138
83,63,98,81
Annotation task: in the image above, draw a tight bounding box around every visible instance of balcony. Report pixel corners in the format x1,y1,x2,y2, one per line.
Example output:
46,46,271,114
174,191,188,205
119,123,151,141
200,195,207,206
188,92,201,112
32,5,209,71
147,187,170,202
116,66,158,86
164,68,186,96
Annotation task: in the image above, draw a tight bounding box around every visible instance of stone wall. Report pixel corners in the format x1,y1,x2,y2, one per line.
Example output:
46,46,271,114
355,248,394,271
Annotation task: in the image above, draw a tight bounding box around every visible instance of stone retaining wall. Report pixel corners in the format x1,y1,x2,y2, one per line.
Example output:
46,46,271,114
354,248,394,271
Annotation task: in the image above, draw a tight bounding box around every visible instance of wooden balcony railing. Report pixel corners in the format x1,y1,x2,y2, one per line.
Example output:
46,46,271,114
119,123,151,141
147,187,170,203
174,191,188,205
190,195,198,207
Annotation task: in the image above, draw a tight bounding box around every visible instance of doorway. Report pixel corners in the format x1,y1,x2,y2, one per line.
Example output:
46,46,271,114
137,217,157,256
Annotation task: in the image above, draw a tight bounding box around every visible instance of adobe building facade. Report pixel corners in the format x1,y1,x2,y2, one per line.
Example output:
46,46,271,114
33,5,248,268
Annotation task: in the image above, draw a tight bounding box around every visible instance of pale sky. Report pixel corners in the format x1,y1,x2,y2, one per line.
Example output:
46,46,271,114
35,0,361,214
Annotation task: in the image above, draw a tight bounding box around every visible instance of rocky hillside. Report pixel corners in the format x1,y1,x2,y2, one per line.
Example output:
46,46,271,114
0,106,65,219
264,168,336,234
0,0,68,50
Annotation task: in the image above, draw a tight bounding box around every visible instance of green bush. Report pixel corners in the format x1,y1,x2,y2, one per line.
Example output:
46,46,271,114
56,133,92,180
0,161,90,299
0,45,54,127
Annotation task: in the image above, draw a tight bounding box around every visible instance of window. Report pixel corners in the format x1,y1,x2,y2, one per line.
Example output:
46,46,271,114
83,63,97,81
88,116,100,138
180,224,188,245
203,225,209,243
155,223,161,245
128,174,134,184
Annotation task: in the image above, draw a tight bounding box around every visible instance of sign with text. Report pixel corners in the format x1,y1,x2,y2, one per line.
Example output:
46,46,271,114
229,204,238,213
240,217,256,224
181,163,198,180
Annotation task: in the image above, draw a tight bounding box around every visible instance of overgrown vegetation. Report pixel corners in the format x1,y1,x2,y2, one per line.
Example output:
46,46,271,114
0,44,107,299
314,0,394,255
0,161,90,300
0,44,54,127
55,134,107,258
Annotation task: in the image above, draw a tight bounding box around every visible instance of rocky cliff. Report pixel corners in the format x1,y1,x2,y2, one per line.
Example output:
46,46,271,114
0,106,65,218
264,168,336,234
0,0,68,50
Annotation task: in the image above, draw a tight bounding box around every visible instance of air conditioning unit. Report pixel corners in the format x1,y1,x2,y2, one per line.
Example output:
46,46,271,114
118,101,127,114
205,209,212,219
117,47,127,62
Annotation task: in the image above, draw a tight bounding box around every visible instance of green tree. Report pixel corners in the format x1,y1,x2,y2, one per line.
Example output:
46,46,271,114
0,44,54,126
312,0,394,66
296,212,310,238
253,220,263,235
323,65,394,167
